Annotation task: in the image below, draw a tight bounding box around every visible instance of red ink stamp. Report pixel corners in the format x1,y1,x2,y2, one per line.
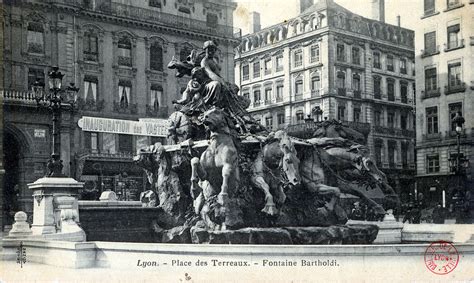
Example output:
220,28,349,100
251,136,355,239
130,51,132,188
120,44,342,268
424,241,459,275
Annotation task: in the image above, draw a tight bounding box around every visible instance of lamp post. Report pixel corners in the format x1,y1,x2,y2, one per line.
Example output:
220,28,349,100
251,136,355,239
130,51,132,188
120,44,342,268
32,66,79,177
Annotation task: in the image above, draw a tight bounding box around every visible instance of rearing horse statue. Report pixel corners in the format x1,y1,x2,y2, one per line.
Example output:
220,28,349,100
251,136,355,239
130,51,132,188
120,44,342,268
190,107,240,209
251,131,301,215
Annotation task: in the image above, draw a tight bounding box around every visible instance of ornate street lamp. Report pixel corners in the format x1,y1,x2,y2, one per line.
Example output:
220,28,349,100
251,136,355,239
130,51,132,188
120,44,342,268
32,66,79,177
448,112,469,174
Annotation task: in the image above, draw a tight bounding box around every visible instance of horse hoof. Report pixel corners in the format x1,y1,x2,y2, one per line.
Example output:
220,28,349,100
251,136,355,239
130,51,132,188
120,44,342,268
261,205,278,216
217,193,229,205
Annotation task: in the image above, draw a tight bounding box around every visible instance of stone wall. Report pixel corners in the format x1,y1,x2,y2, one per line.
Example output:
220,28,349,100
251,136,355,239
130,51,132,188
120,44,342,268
78,201,164,242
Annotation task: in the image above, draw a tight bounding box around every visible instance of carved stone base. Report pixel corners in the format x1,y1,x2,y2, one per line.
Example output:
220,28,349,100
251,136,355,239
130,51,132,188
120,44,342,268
190,224,379,245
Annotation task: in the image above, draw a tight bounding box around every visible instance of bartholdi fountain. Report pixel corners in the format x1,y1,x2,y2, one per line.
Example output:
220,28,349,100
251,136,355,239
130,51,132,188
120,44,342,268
133,40,399,244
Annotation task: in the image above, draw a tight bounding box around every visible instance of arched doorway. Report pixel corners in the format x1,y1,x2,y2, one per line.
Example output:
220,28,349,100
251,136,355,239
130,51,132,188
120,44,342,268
3,132,21,228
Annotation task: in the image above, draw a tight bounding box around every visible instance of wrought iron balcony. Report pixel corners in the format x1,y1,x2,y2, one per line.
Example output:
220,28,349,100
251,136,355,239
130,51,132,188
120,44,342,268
145,105,168,118
275,96,284,103
337,88,346,96
445,82,466,95
294,94,303,101
311,90,320,97
421,88,441,99
118,56,132,67
242,74,249,81
76,97,105,111
444,39,465,52
353,90,361,98
113,101,138,114
421,45,440,57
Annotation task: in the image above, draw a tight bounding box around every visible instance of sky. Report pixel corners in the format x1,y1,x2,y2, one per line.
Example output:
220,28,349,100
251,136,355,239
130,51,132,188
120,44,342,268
233,0,422,35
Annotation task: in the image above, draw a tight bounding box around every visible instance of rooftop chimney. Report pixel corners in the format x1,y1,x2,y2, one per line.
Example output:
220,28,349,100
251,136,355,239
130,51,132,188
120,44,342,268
396,15,401,27
300,0,314,13
371,0,385,23
249,11,261,33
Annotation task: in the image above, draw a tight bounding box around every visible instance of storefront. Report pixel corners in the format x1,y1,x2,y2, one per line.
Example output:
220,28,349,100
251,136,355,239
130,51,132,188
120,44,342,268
75,116,169,200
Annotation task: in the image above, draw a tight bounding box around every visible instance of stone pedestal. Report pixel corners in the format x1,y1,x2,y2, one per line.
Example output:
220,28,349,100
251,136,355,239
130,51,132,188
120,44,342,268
7,211,32,238
28,177,86,242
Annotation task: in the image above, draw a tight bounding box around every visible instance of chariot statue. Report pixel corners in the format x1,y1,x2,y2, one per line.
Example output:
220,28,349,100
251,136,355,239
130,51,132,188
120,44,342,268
134,41,398,244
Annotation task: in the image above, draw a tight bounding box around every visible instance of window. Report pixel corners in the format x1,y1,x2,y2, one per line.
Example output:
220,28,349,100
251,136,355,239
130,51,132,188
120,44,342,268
353,108,361,122
294,49,303,67
424,31,437,54
276,85,284,102
387,80,395,101
310,44,320,63
447,24,460,49
265,88,272,103
387,112,395,128
311,75,320,96
424,0,435,14
27,22,44,53
424,0,435,15
352,47,360,65
447,0,460,9
337,106,346,121
149,0,161,8
400,58,407,74
295,80,303,99
296,111,304,122
118,80,131,108
374,76,382,99
84,76,98,103
242,92,249,101
426,155,440,173
277,113,285,125
150,42,163,71
386,55,394,71
118,134,133,153
375,140,383,166
253,90,261,106
337,71,345,95
401,114,407,129
336,44,345,62
401,83,408,103
118,36,132,66
180,46,192,62
206,13,218,28
388,142,397,167
449,103,462,132
276,55,284,71
374,110,382,126
242,64,249,81
265,116,273,128
84,132,99,153
373,52,381,69
150,84,162,111
264,58,272,74
425,67,437,91
83,31,98,62
253,61,260,78
28,68,44,90
426,107,438,134
352,74,361,93
448,62,462,89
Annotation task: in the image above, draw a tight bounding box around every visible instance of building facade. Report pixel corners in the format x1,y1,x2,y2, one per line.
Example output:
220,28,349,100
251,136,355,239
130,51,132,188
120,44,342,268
1,0,239,228
415,0,473,208
234,0,416,200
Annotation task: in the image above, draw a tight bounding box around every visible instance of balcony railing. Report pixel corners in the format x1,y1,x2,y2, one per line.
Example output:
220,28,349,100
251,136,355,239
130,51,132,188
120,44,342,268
374,126,414,137
421,45,440,57
113,101,138,114
275,96,283,103
445,82,466,95
253,101,261,107
421,88,441,99
294,94,303,101
374,92,382,99
311,90,320,97
401,95,408,104
337,88,346,96
242,74,249,81
445,38,465,51
387,93,395,101
353,90,361,98
0,89,37,105
145,105,168,118
76,97,105,112
118,56,132,67
422,132,442,142
264,99,272,105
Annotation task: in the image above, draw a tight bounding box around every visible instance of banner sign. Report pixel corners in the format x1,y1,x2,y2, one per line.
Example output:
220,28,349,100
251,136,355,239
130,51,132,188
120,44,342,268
78,116,170,137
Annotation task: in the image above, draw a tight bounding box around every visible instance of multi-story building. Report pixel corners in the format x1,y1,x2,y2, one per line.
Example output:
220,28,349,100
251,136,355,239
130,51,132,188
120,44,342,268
415,0,473,207
234,0,416,200
1,0,239,229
